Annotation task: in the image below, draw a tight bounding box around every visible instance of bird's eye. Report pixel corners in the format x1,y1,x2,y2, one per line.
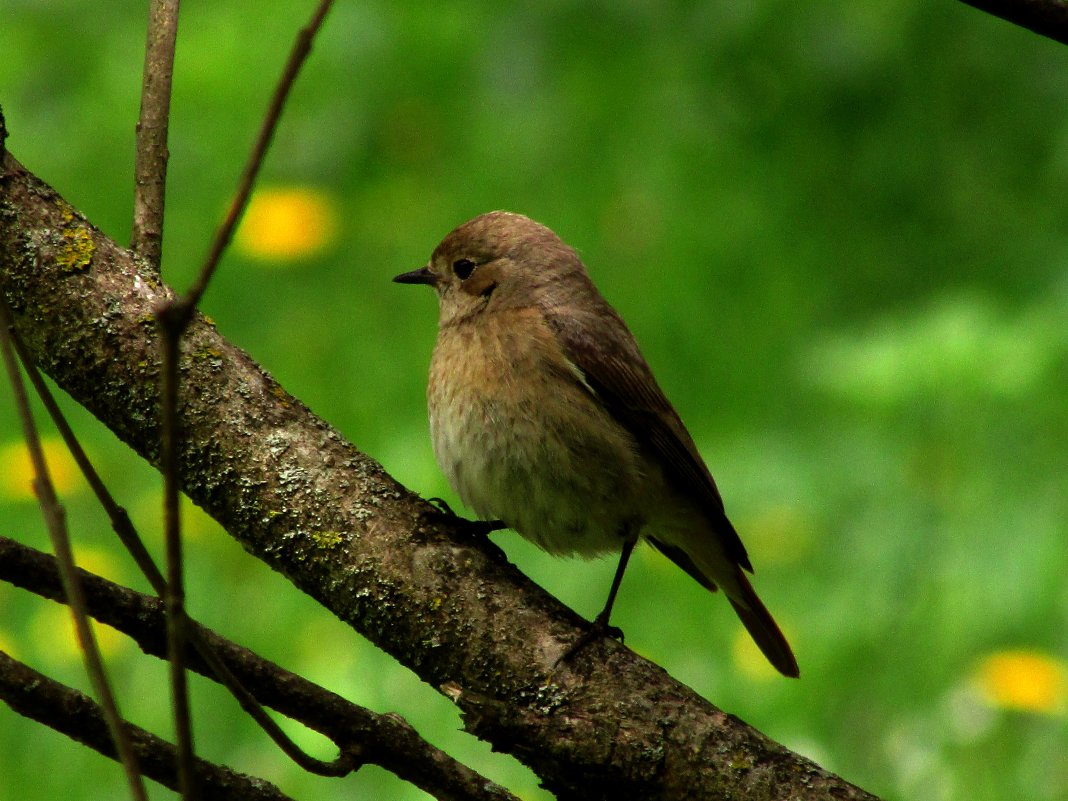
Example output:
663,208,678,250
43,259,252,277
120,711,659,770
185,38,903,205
452,258,476,280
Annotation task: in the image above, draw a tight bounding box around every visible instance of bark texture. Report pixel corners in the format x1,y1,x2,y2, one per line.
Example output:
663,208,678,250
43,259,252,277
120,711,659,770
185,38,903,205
0,151,879,801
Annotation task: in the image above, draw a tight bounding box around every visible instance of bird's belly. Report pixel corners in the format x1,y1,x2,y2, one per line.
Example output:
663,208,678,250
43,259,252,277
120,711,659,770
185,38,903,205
432,407,640,554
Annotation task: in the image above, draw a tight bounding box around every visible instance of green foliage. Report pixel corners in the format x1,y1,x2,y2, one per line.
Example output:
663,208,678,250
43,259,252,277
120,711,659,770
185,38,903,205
2,2,1066,800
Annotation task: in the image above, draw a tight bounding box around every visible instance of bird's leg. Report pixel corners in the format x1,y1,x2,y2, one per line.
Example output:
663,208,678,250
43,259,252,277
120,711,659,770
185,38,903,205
556,537,636,666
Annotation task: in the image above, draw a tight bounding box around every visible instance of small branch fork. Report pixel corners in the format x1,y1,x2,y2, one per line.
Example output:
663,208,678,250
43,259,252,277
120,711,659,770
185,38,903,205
0,313,354,778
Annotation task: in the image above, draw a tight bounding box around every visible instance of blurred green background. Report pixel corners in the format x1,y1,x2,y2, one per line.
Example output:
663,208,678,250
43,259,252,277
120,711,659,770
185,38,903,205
2,1,1067,799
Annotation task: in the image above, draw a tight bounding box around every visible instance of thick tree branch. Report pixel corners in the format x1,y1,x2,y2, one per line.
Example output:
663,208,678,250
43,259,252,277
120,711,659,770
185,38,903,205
0,650,295,801
958,0,1068,45
0,535,520,801
0,151,880,801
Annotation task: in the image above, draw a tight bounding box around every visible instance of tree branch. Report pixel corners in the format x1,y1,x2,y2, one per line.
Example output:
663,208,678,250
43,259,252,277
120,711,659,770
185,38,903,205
0,303,148,801
3,318,357,780
0,150,880,800
131,0,181,266
958,0,1068,45
0,535,520,801
0,650,295,801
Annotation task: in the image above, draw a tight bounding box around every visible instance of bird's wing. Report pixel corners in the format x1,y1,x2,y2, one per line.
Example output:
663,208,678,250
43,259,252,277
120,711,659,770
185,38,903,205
543,304,752,572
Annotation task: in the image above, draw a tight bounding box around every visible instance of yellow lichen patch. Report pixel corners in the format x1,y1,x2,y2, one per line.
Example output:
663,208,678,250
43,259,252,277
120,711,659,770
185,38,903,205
973,649,1067,714
235,186,339,261
0,438,83,500
56,223,95,273
191,345,222,359
189,345,223,368
310,530,344,550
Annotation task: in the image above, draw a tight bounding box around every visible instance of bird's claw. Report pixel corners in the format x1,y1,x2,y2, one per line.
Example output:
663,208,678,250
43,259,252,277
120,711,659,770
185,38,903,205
423,498,508,556
554,615,625,669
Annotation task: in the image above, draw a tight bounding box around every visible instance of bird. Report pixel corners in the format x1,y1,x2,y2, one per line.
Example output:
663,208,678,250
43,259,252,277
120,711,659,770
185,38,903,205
394,211,799,677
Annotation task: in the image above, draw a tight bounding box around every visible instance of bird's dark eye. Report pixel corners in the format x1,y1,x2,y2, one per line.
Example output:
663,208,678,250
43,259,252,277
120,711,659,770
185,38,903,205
453,258,476,280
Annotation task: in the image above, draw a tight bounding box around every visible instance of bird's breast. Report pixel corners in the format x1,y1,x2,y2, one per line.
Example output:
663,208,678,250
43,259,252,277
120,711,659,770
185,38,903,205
427,309,644,554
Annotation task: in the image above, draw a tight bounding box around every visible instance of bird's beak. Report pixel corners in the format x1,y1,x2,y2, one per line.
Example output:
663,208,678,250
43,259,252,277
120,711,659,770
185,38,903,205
392,265,438,286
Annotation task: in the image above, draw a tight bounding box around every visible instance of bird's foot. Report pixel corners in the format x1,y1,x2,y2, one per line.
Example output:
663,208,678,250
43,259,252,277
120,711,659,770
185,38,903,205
426,497,506,538
554,613,625,669
422,498,508,563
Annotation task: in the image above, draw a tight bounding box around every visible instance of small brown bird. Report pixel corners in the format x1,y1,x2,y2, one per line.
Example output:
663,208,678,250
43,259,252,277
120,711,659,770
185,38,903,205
394,211,799,677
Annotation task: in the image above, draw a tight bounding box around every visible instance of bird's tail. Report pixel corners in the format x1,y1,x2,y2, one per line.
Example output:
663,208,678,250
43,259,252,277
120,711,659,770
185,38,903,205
726,569,799,678
647,536,799,677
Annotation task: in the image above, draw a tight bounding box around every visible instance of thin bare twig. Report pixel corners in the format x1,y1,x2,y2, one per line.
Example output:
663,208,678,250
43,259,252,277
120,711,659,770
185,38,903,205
0,303,148,801
5,323,167,589
0,651,296,801
156,319,198,801
132,0,181,267
133,0,188,790
181,0,335,312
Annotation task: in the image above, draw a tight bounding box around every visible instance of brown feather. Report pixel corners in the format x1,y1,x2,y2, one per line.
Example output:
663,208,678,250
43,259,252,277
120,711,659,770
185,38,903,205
542,302,752,571
727,569,799,677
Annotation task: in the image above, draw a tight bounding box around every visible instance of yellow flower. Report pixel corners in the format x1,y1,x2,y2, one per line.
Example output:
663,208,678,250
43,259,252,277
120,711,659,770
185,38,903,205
0,438,82,500
974,649,1067,714
235,186,339,261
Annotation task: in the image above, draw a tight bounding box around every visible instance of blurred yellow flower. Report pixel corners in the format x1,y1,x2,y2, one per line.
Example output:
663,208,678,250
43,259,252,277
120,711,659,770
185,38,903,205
30,603,127,664
27,546,128,664
974,650,1067,714
0,438,82,500
0,626,17,658
71,544,124,583
235,186,339,261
